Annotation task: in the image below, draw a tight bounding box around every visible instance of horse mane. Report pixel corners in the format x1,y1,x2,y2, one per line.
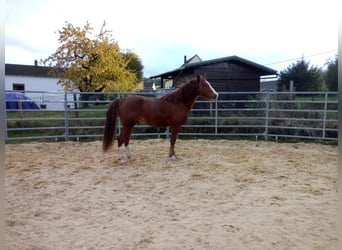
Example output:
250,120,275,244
160,79,199,107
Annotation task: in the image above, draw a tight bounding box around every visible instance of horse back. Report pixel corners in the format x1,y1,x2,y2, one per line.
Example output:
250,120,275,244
118,95,188,127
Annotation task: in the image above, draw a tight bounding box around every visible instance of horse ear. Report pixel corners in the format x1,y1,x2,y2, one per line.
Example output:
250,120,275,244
197,74,201,82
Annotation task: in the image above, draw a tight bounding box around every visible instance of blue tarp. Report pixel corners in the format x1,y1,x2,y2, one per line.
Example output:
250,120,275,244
6,92,40,110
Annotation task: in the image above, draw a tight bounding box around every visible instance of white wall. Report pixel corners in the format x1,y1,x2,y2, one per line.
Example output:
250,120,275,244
5,75,76,110
5,75,61,92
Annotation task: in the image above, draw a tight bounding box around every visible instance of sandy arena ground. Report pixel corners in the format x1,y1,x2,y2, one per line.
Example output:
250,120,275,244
5,139,338,249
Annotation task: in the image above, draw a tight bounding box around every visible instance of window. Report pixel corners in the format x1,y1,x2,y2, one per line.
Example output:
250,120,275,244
13,83,25,91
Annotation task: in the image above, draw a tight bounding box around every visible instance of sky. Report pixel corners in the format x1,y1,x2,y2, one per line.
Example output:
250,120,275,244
5,0,339,77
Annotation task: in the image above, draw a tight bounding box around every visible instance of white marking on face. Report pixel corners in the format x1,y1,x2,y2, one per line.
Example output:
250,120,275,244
205,79,219,99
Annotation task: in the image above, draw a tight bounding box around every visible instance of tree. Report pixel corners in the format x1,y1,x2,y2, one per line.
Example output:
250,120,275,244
324,56,338,91
278,58,323,91
123,50,144,83
42,21,142,92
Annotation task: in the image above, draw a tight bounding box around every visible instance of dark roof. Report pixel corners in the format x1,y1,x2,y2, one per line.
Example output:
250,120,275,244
150,55,277,79
5,63,53,77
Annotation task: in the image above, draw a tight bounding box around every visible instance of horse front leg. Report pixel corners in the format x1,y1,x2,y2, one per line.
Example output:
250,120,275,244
169,126,181,160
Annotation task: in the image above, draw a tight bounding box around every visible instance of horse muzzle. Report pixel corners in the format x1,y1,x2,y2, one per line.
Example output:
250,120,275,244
211,92,219,100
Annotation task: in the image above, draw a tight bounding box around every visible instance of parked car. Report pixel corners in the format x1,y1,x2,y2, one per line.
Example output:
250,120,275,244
5,92,40,110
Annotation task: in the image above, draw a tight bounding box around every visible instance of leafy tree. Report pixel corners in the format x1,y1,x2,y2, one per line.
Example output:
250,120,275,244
123,50,144,83
324,56,338,91
42,21,142,92
278,58,323,91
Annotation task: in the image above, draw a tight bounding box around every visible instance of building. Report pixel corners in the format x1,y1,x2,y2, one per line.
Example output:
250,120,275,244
150,55,277,92
5,62,60,92
5,62,75,109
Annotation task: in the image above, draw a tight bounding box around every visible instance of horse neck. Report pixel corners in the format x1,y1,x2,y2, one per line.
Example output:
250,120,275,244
182,82,200,110
162,81,199,110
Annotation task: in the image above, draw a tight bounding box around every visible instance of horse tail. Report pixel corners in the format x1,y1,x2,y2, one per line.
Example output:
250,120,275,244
103,98,120,152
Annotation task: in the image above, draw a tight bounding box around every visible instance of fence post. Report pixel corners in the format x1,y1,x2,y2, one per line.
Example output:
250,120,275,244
264,92,270,141
322,92,328,139
4,107,8,140
64,91,69,141
215,98,218,135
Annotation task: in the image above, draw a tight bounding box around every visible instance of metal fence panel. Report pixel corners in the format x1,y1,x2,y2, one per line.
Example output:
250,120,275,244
5,90,338,142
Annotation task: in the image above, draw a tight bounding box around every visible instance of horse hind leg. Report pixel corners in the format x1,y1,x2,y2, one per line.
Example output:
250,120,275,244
118,125,135,165
125,145,135,161
117,134,126,165
118,146,134,165
169,126,181,160
123,124,136,161
118,146,125,165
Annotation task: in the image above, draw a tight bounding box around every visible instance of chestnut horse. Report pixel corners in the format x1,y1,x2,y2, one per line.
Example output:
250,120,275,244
102,74,218,164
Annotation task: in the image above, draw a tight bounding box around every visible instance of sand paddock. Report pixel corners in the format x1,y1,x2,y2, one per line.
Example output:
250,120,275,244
5,139,338,249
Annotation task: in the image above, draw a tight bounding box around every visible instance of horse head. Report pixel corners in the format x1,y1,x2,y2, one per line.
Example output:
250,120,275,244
197,73,219,100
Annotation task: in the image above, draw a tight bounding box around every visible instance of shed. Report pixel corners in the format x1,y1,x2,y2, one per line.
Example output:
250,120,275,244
150,55,277,92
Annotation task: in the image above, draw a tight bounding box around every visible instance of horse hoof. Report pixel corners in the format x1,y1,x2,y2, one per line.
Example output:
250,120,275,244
170,155,177,161
120,159,126,165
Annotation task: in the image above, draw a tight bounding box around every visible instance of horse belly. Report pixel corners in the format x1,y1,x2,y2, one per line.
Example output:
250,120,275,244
140,110,168,127
141,102,187,127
